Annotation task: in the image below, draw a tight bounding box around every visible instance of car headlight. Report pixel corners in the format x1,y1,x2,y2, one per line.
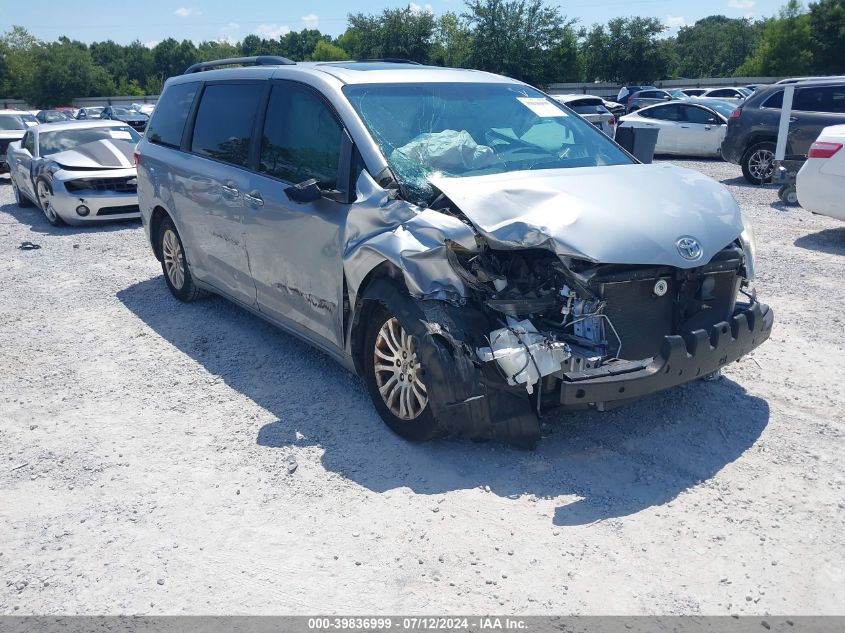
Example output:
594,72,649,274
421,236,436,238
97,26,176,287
739,211,757,280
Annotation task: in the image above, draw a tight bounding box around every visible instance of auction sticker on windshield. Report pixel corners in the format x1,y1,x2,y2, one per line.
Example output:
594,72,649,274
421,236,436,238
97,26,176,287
109,130,134,140
517,97,567,117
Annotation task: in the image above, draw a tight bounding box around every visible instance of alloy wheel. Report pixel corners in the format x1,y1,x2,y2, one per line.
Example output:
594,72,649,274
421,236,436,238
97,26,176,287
748,148,774,181
162,229,186,290
373,317,428,420
36,181,59,223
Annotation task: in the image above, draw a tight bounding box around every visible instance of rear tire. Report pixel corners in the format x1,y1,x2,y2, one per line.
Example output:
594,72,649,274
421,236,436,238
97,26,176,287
778,184,799,206
741,141,775,185
158,216,206,302
363,303,441,442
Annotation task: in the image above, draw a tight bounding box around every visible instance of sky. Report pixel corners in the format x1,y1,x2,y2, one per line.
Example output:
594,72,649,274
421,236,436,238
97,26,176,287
0,0,787,46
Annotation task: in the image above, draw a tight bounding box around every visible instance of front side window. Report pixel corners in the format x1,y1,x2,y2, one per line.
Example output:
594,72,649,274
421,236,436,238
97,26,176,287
191,82,264,167
147,81,198,148
23,132,34,153
794,86,845,113
639,104,682,121
344,82,633,205
259,83,342,188
762,90,784,109
683,106,719,124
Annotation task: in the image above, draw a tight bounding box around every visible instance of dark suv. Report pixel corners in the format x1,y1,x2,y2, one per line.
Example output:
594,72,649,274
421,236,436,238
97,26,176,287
721,79,845,184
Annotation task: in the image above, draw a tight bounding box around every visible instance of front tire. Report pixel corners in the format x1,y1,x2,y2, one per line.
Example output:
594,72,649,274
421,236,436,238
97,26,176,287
158,216,205,302
363,304,441,441
35,179,65,226
741,141,775,185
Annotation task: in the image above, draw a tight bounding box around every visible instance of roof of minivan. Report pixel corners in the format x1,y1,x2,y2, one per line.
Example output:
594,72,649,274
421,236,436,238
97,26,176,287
170,61,522,86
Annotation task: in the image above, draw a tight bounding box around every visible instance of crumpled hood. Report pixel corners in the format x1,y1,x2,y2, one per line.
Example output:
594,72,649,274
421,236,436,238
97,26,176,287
50,139,136,170
430,163,744,268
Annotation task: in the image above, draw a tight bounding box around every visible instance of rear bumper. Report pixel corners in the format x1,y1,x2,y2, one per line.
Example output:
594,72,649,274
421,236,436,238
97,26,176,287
559,301,773,406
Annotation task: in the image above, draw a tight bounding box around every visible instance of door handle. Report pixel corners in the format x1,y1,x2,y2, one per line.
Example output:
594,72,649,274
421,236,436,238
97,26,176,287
704,126,712,130
680,125,690,128
789,117,798,123
243,191,264,207
221,184,239,198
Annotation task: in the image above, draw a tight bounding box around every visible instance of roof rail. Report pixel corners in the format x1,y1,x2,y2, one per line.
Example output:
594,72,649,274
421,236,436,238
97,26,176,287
355,58,423,65
183,55,295,74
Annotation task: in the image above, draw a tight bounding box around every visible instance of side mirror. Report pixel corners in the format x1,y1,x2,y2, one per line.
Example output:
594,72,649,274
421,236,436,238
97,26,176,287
8,141,21,151
284,179,322,204
663,95,672,100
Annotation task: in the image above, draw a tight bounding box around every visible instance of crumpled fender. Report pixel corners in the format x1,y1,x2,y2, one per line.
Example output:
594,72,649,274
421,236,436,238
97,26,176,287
361,278,541,447
343,171,478,305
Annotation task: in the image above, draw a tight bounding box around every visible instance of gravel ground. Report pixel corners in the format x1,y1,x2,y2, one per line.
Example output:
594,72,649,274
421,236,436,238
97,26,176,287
0,159,843,615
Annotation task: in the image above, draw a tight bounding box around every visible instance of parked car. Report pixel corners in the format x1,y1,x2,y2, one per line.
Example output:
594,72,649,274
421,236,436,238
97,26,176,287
698,87,751,101
0,110,34,173
618,100,736,157
76,107,105,119
130,103,156,116
616,84,657,105
7,120,142,226
796,124,845,220
35,109,75,123
776,76,845,85
600,98,626,118
100,105,149,132
551,94,616,136
721,79,845,184
625,89,675,112
678,88,707,97
134,57,772,445
668,89,691,99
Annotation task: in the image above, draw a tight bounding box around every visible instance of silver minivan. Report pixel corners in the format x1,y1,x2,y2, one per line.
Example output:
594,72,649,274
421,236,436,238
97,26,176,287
136,57,772,446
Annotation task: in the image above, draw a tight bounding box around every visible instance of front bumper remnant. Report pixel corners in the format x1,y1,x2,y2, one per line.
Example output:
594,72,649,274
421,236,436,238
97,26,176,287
559,301,773,406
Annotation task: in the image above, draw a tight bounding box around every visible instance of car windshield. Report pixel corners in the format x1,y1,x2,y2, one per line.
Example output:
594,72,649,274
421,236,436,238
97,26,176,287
344,82,633,205
111,107,134,115
38,125,141,156
0,114,30,130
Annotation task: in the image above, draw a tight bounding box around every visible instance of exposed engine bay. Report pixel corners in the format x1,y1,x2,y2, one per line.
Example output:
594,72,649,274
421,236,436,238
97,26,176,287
444,240,751,401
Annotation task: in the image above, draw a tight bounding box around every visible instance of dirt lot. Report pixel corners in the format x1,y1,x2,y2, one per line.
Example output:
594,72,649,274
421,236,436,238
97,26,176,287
1,159,843,615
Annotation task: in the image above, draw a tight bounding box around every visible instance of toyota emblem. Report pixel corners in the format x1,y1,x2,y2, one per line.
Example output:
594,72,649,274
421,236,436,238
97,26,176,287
676,236,703,261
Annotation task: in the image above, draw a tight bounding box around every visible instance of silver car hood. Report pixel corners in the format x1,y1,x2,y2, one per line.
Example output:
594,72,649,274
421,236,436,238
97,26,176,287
48,139,136,169
430,163,744,268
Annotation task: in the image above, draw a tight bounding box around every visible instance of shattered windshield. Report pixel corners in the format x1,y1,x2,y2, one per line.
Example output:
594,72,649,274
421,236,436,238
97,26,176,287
344,82,633,205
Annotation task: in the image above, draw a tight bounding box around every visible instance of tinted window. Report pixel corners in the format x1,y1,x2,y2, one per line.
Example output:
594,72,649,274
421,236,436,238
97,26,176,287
147,82,198,148
794,85,845,113
637,91,658,99
259,83,342,187
684,106,719,124
191,82,263,167
640,104,682,121
762,90,784,109
708,89,734,98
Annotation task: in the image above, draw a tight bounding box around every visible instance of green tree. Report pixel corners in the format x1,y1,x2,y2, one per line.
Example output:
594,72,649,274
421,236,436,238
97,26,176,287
463,0,578,86
580,17,669,83
672,16,760,78
428,11,474,67
309,40,350,61
809,0,845,74
342,5,436,62
124,41,154,89
153,38,199,80
280,29,330,60
0,26,39,98
23,40,101,106
737,0,812,76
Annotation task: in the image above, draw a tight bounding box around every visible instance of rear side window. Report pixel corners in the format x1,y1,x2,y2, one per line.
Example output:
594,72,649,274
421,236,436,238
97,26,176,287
708,89,735,98
147,82,198,148
191,82,264,167
259,83,342,187
794,85,845,113
762,90,784,109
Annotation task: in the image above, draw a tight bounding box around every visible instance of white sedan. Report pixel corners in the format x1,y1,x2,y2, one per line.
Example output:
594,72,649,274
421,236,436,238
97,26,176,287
617,100,737,157
796,124,845,221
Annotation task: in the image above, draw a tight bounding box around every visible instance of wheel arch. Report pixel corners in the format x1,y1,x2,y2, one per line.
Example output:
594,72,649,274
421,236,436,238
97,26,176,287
149,205,171,262
348,260,407,375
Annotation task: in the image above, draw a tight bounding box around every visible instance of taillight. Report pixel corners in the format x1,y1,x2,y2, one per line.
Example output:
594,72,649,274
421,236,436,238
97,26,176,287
729,107,742,119
808,141,843,159
608,118,616,126
134,150,140,167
